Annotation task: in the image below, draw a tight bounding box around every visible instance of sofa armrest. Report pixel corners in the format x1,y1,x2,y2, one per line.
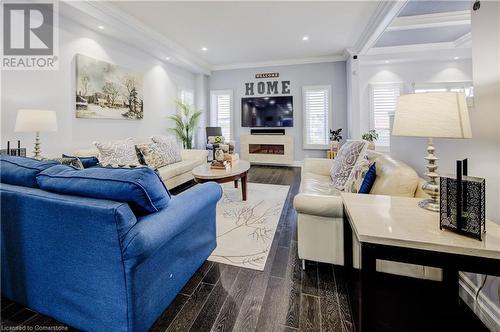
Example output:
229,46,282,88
293,192,343,218
122,182,222,261
181,149,208,161
303,158,334,176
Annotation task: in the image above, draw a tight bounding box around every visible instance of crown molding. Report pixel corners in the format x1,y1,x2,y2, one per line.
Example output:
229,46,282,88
454,32,472,48
211,55,347,71
387,10,470,31
61,1,211,75
361,44,471,65
353,0,409,55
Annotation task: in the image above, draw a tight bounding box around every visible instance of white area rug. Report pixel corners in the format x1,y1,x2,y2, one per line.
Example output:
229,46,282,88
208,182,290,271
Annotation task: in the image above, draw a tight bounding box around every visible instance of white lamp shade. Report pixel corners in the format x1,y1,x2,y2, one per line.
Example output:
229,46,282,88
392,92,472,139
14,109,58,133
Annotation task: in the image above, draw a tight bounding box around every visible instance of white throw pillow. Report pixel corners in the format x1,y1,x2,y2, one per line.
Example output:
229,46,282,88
94,138,140,166
330,140,368,190
151,135,182,165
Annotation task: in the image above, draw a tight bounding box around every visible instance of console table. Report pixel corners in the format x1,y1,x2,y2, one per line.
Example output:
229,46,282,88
341,193,500,332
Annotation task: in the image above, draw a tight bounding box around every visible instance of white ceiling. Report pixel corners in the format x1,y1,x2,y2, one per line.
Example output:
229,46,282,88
110,1,381,67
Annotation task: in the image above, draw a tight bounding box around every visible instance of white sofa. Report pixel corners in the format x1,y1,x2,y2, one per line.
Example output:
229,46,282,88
71,147,208,189
293,150,442,280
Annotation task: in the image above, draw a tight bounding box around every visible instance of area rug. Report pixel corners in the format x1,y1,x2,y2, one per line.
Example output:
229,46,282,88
208,182,290,271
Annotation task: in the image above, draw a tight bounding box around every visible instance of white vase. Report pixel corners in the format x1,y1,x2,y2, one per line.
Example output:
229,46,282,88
215,149,225,162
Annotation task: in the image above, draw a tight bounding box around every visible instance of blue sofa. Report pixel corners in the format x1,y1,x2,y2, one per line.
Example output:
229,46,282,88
0,156,222,331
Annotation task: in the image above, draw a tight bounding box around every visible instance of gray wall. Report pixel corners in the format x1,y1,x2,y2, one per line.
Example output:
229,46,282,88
1,16,198,157
208,62,347,162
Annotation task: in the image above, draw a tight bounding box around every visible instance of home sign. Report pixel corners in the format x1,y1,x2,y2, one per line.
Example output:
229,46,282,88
245,80,291,96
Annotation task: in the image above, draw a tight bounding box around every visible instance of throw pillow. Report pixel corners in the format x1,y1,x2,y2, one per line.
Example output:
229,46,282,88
330,140,368,190
36,165,171,216
151,135,182,165
359,162,377,194
344,158,371,193
0,155,58,188
46,157,84,170
135,143,169,169
94,138,140,167
62,154,99,168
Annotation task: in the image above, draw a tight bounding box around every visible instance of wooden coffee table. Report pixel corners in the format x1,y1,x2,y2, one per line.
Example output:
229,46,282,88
192,160,251,200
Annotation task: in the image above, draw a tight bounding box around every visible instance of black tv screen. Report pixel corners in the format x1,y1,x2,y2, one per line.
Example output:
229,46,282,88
241,96,293,127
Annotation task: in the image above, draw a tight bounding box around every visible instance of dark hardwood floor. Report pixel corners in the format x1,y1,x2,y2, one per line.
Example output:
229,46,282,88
1,166,489,332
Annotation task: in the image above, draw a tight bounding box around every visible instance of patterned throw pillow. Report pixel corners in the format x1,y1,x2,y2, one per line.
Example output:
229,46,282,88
151,135,182,165
344,158,372,193
45,157,84,170
135,143,169,169
330,140,368,190
94,138,140,167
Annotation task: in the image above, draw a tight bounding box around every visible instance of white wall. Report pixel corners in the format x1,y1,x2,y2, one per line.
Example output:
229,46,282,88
1,17,200,157
208,62,347,162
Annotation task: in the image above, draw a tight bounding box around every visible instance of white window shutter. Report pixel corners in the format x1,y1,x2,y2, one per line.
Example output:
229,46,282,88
303,86,331,149
210,91,232,140
371,85,400,148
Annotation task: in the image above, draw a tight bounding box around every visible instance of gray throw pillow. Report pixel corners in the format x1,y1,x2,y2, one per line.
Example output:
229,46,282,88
330,140,368,190
94,138,140,167
151,135,182,165
45,157,84,170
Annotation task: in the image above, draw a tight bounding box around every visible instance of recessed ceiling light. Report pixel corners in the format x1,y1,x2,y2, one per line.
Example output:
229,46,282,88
454,56,460,60
97,25,105,30
165,56,171,61
385,60,390,64
201,47,208,52
302,36,309,41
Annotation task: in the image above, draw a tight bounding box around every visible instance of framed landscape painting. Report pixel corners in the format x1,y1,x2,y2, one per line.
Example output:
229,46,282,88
75,54,144,120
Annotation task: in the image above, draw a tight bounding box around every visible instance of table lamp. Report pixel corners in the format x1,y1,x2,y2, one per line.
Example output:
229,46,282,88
392,92,472,212
15,109,58,160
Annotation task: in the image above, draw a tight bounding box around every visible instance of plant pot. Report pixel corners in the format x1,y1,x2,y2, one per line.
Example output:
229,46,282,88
329,141,340,153
367,141,375,150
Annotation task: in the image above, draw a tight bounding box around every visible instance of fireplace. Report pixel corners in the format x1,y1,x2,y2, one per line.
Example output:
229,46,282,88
249,144,285,155
240,134,294,165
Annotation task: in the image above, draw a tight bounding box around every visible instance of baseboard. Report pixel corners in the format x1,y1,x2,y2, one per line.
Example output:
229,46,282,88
249,160,303,167
459,272,500,331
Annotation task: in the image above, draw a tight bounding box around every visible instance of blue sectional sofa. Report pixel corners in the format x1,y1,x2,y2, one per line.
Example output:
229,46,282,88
0,155,222,331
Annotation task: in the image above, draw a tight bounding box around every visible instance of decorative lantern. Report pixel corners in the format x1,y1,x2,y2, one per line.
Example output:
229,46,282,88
440,159,486,240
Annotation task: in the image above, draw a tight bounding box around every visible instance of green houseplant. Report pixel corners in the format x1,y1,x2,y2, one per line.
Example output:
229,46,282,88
168,100,202,149
362,129,379,150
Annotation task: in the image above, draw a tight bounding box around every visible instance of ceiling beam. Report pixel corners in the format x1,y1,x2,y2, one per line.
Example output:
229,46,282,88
454,32,472,48
353,0,409,55
387,10,471,31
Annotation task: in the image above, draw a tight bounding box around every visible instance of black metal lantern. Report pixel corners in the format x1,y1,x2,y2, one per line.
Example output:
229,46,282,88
439,159,486,240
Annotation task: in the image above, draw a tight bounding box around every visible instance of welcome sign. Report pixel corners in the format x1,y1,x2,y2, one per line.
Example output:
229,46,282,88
245,72,291,96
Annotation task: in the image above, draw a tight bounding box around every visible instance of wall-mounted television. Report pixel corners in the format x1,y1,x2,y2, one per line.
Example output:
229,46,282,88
241,96,293,127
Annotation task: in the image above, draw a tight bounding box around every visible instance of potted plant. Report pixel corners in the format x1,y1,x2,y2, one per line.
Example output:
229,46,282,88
362,129,379,150
329,128,343,155
168,100,202,149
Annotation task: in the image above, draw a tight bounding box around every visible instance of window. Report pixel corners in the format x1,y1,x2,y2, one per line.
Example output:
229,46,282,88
179,89,194,106
413,82,474,108
303,85,331,149
369,84,401,149
413,82,474,97
210,90,233,140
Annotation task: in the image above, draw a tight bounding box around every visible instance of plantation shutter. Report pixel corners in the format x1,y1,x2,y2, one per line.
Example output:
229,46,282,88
304,86,330,148
371,85,401,148
210,91,232,140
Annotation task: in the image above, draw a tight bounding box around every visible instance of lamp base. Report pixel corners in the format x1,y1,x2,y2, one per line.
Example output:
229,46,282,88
418,198,440,212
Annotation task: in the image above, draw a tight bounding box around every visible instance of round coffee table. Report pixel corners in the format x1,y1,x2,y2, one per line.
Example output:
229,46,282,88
192,160,251,201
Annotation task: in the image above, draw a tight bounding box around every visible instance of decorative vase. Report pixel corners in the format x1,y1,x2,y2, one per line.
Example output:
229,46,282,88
367,141,375,150
330,141,340,153
215,148,225,162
